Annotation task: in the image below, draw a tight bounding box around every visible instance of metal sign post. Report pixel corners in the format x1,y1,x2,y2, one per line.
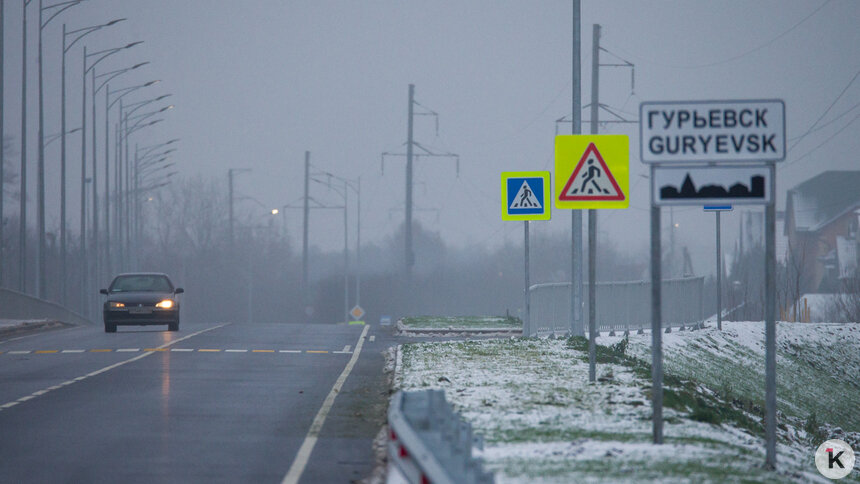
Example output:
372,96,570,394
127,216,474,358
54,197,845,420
716,210,722,331
642,98,784,468
704,205,732,331
650,164,663,444
764,162,777,469
501,171,551,336
524,221,530,333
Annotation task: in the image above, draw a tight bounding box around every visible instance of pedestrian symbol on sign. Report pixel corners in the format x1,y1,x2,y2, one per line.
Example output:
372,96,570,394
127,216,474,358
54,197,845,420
559,143,624,201
510,180,542,209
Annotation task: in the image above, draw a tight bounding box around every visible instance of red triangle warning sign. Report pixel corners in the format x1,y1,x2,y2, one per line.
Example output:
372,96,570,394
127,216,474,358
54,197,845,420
559,143,625,201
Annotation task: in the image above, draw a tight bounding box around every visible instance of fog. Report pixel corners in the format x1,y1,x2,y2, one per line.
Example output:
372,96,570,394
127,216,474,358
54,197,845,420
1,1,858,322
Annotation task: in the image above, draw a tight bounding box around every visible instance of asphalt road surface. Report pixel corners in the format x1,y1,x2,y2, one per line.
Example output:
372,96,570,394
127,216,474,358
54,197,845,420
0,321,394,483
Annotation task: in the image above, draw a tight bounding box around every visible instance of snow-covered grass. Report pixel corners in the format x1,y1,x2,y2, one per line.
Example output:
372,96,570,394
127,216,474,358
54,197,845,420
394,321,860,483
399,315,522,329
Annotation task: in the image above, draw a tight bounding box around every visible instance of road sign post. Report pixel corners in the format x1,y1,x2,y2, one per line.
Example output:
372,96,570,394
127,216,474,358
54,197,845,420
641,98,784,467
555,134,629,382
704,205,732,331
501,171,551,334
650,182,662,444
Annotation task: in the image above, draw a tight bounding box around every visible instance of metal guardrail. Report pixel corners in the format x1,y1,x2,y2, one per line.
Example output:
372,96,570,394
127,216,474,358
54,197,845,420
526,277,705,337
387,390,494,484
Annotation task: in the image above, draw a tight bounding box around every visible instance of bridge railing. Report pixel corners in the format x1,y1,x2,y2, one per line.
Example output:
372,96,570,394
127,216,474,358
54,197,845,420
527,277,704,337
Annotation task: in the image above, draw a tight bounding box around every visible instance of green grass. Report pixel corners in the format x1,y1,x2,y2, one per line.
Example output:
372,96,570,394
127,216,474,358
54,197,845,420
400,315,522,329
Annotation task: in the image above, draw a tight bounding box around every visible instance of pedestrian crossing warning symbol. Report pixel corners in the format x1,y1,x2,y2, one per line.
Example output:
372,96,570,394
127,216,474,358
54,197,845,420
510,180,542,209
555,135,629,209
501,171,551,221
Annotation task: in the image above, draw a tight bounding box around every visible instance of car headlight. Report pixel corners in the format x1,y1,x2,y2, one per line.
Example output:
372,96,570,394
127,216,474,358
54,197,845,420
156,299,175,309
109,302,125,308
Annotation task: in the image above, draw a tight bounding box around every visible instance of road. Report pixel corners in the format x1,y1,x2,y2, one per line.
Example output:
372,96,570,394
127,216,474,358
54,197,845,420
0,321,393,483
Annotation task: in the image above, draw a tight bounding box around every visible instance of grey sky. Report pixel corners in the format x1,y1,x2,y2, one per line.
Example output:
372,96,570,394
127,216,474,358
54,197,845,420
4,0,858,272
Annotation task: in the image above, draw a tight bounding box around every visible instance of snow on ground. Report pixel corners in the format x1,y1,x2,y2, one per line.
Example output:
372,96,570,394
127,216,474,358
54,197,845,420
395,321,860,483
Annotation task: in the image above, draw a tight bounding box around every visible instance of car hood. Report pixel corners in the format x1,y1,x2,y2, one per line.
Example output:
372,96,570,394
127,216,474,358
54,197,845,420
104,291,176,304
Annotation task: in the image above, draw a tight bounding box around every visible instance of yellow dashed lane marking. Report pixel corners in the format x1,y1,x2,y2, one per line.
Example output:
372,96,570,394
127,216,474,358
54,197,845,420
89,349,112,353
306,350,329,354
252,349,275,353
143,348,167,352
35,350,58,354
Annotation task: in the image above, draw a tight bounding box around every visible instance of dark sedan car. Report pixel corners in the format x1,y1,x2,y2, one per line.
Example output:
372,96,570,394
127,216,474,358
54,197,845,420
100,273,184,333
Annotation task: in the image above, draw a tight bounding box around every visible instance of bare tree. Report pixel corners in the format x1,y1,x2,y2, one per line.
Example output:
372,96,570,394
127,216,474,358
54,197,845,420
826,273,860,323
785,235,813,321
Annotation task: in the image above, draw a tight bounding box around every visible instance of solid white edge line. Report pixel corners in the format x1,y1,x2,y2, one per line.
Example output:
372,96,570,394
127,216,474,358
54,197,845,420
281,325,371,484
0,324,230,413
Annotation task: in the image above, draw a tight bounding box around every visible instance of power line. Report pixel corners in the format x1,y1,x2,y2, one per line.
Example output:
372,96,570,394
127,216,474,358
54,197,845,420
789,68,860,150
788,101,860,141
783,111,860,170
603,0,832,69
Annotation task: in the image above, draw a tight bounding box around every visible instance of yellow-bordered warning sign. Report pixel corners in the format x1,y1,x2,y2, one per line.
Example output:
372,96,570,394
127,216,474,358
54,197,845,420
555,135,629,209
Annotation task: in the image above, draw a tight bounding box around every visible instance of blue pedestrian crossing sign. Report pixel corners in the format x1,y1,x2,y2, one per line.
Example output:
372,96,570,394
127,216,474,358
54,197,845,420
501,171,551,221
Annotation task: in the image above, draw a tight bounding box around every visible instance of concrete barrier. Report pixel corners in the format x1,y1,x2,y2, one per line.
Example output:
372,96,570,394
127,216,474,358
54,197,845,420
0,288,92,327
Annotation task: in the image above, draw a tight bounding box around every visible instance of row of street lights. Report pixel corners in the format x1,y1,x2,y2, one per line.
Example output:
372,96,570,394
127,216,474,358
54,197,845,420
0,1,179,318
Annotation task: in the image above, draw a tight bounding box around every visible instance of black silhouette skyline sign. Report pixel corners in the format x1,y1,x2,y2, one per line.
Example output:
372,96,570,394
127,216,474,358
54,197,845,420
653,166,771,206
661,173,765,199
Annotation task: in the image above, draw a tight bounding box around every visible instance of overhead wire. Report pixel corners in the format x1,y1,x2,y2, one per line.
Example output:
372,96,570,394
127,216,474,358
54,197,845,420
602,0,832,69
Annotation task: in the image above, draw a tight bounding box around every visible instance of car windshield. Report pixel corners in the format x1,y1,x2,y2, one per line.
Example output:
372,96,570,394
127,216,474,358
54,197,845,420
109,275,173,293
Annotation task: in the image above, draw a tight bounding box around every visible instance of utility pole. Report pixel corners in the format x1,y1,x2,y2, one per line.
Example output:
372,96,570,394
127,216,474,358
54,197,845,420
570,0,583,336
228,168,251,247
405,84,414,279
229,169,235,246
302,150,309,313
587,23,600,383
382,84,458,280
355,177,361,310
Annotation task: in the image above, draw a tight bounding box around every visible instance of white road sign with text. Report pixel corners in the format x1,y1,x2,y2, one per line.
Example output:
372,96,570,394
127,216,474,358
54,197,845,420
640,99,785,163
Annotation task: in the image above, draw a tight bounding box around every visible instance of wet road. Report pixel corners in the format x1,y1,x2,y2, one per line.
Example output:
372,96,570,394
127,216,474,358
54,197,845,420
0,321,392,483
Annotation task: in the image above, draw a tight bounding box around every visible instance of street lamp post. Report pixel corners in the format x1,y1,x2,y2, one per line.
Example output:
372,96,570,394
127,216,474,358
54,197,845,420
310,173,361,323
93,62,147,279
37,0,81,299
19,0,32,293
108,84,161,270
60,18,124,305
133,140,176,253
122,118,165,268
79,41,141,315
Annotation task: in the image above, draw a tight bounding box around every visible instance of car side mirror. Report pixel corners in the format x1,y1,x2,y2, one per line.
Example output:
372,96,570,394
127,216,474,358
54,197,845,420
174,288,184,294
100,289,108,295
